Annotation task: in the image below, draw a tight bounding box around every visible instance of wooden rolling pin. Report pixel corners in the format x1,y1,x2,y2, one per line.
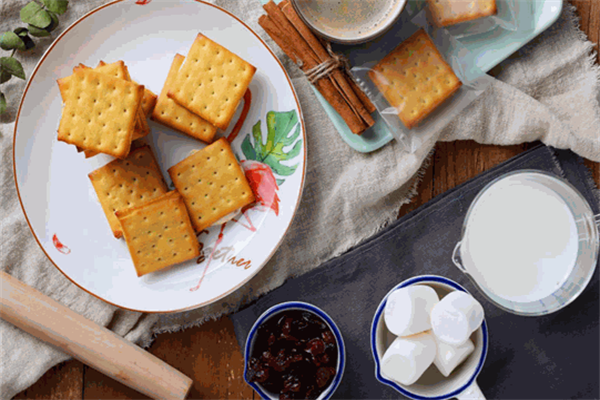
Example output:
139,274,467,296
0,271,192,400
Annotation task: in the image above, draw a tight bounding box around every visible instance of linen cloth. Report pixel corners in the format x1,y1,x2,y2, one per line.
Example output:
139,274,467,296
0,0,599,397
231,145,600,399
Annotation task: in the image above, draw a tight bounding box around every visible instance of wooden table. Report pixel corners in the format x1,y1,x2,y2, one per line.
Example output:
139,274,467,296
14,2,599,399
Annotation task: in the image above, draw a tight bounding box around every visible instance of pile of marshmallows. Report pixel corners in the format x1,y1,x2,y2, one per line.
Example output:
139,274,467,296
381,285,484,385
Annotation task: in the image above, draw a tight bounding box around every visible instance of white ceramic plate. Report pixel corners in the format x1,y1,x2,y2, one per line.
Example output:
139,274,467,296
13,0,306,312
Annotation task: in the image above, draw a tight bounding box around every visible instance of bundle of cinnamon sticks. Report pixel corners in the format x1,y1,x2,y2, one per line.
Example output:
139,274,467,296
259,0,376,135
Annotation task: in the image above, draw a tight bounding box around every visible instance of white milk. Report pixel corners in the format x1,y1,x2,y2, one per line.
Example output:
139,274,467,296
461,176,579,303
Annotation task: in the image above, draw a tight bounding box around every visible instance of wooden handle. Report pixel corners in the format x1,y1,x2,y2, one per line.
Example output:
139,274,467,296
0,272,192,400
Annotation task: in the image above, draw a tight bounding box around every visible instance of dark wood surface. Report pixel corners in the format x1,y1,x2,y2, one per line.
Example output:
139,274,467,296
14,2,599,399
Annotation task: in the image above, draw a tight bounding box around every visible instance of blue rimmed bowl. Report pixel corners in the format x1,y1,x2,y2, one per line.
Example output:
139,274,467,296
371,275,489,400
244,301,345,400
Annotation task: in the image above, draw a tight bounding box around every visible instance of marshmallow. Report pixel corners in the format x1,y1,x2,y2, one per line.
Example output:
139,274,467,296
380,331,437,386
433,336,475,377
384,285,440,337
431,291,484,346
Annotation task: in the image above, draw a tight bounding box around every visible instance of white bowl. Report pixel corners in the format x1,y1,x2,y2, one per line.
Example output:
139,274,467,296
372,275,488,400
244,301,345,400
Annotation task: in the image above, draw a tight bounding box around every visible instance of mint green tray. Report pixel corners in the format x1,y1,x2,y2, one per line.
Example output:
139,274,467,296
260,0,563,153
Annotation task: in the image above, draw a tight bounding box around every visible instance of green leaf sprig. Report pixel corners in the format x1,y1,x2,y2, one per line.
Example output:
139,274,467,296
0,0,69,114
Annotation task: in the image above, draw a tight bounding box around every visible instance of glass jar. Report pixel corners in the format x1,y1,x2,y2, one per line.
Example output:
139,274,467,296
452,170,598,316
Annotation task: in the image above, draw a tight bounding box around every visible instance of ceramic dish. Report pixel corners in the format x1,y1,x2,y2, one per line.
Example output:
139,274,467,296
12,0,306,312
372,275,489,400
244,301,346,400
327,0,564,153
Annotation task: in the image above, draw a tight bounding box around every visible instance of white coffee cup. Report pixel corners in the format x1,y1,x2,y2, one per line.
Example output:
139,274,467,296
372,275,488,400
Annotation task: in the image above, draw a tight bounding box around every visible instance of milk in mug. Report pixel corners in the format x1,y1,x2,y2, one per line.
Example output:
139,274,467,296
461,176,579,303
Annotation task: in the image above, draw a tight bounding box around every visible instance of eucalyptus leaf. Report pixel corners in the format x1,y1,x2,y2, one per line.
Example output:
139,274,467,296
21,35,36,50
41,0,68,15
0,71,11,84
28,24,50,37
0,57,26,80
20,2,52,29
0,93,6,115
46,12,59,32
14,27,29,37
0,31,26,51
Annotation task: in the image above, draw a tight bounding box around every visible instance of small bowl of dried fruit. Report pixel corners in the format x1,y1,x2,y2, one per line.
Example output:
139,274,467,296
244,301,345,399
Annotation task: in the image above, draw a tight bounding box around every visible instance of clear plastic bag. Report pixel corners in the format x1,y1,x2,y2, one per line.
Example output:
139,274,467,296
405,0,536,39
348,10,495,153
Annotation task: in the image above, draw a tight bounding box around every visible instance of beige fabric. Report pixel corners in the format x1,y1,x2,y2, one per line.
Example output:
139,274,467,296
1,0,599,398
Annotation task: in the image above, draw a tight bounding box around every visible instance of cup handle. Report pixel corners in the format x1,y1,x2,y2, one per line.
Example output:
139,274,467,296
452,241,467,273
456,381,486,400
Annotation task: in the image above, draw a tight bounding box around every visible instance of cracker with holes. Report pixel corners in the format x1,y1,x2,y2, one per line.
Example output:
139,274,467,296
168,138,255,232
153,54,218,143
141,88,158,117
88,145,168,238
81,61,156,158
368,29,462,129
426,0,497,27
57,68,144,158
96,60,153,137
69,61,149,142
167,34,256,130
116,191,200,276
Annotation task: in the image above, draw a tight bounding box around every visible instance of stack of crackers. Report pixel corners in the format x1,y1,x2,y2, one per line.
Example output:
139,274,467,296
426,0,497,27
57,60,157,159
369,29,462,130
152,33,256,144
57,34,258,277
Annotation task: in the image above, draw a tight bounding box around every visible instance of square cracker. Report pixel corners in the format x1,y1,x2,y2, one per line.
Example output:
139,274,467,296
88,145,168,238
64,62,149,156
116,191,200,276
115,61,158,116
83,61,156,157
57,68,144,158
96,61,151,137
426,0,497,27
167,34,256,130
152,54,218,143
72,61,148,140
141,88,158,116
368,29,462,129
167,138,255,232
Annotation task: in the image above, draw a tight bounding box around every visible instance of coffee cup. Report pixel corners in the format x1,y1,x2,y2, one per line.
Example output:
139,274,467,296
290,0,408,44
372,275,488,399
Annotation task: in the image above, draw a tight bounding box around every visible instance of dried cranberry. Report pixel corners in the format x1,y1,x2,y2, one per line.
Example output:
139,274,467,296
281,317,293,335
306,385,317,400
283,374,302,393
246,358,269,383
273,349,292,372
279,392,293,400
291,353,303,363
322,330,335,344
268,333,276,346
316,366,335,388
261,351,273,363
318,353,330,365
305,338,325,355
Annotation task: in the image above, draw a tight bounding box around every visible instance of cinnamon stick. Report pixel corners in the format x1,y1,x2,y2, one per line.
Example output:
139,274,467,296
348,76,377,114
261,3,367,134
280,1,376,124
259,15,299,64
